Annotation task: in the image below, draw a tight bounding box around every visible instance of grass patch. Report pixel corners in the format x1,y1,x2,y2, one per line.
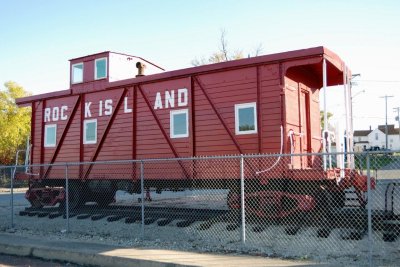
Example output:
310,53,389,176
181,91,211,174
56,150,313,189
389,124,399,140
355,154,397,170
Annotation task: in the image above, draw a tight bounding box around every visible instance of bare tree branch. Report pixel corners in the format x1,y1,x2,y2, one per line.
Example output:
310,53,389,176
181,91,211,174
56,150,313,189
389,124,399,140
232,50,243,60
253,43,263,57
220,29,229,61
191,29,264,66
191,57,208,66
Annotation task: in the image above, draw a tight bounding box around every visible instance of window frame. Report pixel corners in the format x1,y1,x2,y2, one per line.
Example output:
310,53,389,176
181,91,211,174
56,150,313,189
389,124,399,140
71,62,84,84
44,124,57,148
235,102,257,135
83,119,98,144
170,109,189,138
94,57,107,80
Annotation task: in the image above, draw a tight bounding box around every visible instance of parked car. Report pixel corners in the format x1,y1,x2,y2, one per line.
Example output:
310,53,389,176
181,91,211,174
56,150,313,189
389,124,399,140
365,146,381,151
365,146,393,155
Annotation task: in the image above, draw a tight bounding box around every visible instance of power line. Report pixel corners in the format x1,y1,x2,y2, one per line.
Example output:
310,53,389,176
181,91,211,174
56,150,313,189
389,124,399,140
357,80,400,83
353,116,391,119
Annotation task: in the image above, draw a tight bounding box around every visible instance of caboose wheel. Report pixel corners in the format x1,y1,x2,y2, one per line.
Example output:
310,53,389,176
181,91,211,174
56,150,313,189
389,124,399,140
314,189,333,218
59,182,83,211
96,192,116,207
227,189,240,210
29,199,43,209
27,182,44,208
330,191,346,210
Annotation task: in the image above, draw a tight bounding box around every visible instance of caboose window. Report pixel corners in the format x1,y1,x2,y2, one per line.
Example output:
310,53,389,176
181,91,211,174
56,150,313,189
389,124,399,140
44,124,57,147
170,109,189,138
235,103,257,135
84,119,97,144
71,63,83,84
95,58,107,80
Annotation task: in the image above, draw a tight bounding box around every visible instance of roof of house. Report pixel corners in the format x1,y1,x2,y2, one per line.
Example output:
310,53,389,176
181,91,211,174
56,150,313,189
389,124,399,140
354,130,372,137
354,125,399,137
377,125,399,135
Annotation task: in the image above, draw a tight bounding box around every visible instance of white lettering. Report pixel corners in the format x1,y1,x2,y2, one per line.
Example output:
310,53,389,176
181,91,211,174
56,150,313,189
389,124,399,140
52,107,59,121
85,102,92,118
99,100,103,116
44,108,51,122
104,99,112,116
61,106,68,121
45,106,68,122
165,90,174,108
154,92,162,109
153,88,189,110
178,88,188,107
124,97,132,113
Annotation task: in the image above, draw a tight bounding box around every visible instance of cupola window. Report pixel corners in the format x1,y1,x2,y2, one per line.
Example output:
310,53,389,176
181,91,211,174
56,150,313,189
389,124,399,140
95,58,107,80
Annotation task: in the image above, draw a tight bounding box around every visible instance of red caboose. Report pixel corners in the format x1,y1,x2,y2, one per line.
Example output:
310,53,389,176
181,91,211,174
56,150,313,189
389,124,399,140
16,47,367,211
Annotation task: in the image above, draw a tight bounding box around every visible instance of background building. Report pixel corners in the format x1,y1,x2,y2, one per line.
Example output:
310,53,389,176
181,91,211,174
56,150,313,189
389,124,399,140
353,125,400,151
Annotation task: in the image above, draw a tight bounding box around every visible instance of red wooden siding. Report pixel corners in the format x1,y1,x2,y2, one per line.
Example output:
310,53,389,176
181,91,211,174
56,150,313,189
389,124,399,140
22,47,348,182
31,101,43,177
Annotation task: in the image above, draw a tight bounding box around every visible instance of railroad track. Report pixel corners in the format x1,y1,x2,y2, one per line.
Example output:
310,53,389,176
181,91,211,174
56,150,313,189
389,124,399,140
19,205,232,227
18,205,400,242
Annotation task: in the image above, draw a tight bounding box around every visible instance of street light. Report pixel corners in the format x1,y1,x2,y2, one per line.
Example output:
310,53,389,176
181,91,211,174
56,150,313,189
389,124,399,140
394,107,400,144
351,73,361,85
350,74,362,145
350,88,364,149
351,90,365,102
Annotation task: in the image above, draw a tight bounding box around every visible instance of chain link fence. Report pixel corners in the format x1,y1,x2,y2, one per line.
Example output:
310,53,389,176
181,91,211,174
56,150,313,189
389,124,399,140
1,151,399,266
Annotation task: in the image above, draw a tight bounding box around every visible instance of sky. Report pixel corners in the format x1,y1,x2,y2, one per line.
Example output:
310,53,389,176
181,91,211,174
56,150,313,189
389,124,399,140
1,0,399,131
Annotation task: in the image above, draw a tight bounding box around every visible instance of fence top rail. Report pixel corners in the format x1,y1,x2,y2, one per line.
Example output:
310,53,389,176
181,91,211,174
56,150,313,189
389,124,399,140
1,150,399,170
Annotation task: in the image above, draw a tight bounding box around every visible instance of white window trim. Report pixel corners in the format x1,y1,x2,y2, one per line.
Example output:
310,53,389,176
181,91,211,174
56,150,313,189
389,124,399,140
235,102,257,135
95,57,107,80
83,119,97,144
71,62,84,84
170,109,189,138
44,124,57,147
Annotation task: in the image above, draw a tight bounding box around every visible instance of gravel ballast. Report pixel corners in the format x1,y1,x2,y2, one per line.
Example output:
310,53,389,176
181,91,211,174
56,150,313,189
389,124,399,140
1,189,399,267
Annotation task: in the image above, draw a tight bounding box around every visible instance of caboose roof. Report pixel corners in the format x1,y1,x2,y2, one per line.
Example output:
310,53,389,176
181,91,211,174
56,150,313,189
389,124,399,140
68,51,165,71
16,46,348,106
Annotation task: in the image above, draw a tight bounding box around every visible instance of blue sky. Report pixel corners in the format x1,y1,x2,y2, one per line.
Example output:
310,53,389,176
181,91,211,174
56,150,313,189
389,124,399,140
1,0,399,130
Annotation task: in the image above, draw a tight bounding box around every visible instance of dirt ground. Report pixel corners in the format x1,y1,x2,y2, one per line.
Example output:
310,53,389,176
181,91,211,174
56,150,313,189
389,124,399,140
0,188,399,267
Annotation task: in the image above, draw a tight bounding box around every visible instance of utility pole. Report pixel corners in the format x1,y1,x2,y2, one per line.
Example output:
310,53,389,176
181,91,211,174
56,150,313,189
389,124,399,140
350,74,362,150
380,95,394,149
394,107,400,147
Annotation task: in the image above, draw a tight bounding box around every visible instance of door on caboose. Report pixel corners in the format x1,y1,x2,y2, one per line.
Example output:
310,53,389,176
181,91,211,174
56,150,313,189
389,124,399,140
299,88,312,168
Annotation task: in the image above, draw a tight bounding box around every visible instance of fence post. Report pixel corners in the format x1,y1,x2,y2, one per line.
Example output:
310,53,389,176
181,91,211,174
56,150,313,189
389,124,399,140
65,163,69,233
240,155,246,244
140,160,144,239
10,167,15,228
366,152,372,267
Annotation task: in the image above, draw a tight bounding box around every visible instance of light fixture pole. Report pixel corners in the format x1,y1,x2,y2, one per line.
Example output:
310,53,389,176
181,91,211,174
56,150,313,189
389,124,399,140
380,95,394,149
349,74,362,156
394,107,400,146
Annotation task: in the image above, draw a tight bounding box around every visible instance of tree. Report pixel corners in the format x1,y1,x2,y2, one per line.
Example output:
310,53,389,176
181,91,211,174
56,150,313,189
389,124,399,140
191,29,263,66
0,81,31,165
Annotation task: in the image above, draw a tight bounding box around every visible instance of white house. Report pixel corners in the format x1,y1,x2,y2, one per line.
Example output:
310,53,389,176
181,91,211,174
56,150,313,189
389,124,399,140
354,125,400,152
353,129,371,152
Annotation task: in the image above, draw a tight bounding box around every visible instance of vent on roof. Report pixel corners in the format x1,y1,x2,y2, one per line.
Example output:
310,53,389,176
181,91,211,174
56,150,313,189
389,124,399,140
136,62,146,77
